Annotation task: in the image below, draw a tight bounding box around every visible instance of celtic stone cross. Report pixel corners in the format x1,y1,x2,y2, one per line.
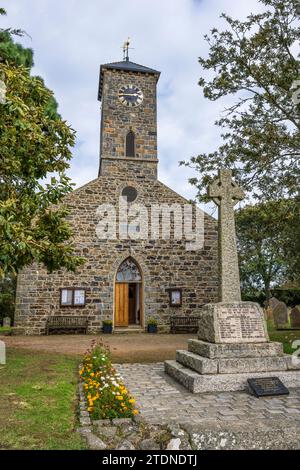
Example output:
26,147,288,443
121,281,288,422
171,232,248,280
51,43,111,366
208,169,245,303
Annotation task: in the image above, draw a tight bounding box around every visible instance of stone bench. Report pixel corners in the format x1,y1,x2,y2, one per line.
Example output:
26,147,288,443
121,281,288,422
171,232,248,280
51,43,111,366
170,315,199,334
45,316,88,335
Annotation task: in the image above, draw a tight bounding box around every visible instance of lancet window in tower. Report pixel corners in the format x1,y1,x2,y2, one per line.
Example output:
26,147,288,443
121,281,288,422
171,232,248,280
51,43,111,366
126,130,135,157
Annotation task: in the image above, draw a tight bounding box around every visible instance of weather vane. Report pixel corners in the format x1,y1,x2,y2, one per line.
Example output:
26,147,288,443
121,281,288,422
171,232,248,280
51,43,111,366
122,37,133,61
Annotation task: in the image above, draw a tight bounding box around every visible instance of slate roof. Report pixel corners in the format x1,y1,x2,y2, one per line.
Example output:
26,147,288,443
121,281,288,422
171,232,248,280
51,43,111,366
98,60,160,100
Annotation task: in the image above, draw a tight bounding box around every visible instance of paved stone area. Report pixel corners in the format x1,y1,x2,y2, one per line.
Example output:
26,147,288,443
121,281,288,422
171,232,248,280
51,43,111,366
116,362,300,426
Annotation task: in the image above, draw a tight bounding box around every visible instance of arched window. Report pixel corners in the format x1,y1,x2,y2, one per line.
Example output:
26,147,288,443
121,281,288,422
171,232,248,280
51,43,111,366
126,130,135,157
116,257,141,282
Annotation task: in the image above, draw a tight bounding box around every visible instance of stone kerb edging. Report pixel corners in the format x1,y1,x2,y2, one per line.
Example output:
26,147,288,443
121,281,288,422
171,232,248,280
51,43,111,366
77,365,192,450
78,364,139,450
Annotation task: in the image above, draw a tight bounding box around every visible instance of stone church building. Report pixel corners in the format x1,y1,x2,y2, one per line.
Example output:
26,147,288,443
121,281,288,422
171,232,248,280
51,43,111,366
15,57,219,334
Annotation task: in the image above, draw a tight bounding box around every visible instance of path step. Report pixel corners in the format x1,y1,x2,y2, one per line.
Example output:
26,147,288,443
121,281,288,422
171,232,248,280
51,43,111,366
114,328,144,334
176,350,218,374
164,360,300,393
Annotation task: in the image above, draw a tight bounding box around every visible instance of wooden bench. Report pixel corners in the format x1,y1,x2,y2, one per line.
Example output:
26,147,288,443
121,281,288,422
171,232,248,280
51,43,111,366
170,315,199,334
45,316,88,335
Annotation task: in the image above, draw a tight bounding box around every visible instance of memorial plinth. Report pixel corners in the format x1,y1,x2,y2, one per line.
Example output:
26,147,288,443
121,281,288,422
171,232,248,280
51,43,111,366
197,302,268,344
165,300,300,392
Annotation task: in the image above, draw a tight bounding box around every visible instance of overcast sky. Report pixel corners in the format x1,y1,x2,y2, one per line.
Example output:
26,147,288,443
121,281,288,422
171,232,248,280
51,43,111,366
1,0,265,209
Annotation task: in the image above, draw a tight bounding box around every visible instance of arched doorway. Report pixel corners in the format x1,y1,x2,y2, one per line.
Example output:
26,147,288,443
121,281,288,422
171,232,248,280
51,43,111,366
114,257,143,328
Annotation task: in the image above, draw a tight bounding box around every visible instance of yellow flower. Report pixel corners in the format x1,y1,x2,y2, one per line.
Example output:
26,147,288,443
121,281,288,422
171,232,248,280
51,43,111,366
116,396,123,401
129,399,135,404
133,409,139,415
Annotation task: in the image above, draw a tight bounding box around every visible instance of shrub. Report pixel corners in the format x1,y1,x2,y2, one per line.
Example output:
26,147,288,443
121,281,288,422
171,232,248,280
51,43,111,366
147,317,158,326
102,319,113,326
79,340,138,420
270,288,300,307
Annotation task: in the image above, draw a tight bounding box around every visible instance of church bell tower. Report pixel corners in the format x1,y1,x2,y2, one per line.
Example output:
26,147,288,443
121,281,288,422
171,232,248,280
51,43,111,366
98,45,160,179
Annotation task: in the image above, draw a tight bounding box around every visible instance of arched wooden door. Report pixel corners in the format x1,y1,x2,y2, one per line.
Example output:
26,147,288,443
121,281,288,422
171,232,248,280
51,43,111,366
115,258,142,327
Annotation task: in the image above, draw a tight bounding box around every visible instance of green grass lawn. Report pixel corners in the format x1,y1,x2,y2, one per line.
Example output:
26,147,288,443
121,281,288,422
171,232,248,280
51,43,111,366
268,322,300,354
0,348,85,450
0,326,299,450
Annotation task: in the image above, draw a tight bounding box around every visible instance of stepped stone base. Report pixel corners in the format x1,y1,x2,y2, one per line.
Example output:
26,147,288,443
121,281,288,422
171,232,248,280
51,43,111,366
176,350,289,375
165,302,300,393
188,339,283,358
165,360,300,393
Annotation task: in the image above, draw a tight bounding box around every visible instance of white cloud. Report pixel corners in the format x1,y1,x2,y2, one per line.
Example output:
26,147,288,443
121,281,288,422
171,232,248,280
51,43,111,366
1,0,264,213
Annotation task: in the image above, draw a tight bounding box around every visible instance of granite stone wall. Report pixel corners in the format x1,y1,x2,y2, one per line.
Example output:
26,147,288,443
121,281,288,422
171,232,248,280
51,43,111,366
100,69,158,169
15,170,218,335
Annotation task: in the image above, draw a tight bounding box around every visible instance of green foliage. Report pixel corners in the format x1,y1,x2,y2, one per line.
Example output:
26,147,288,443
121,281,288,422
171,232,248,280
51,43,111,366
0,11,84,277
80,341,138,420
182,0,300,202
241,290,267,306
0,326,12,334
0,15,60,120
0,30,33,67
236,199,299,301
0,275,16,323
268,324,300,354
270,288,300,306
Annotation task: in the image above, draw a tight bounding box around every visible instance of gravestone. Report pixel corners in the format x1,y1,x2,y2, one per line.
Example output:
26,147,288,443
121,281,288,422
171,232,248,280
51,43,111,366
269,297,280,311
0,340,5,365
265,306,273,321
2,317,11,328
290,307,300,329
165,169,300,393
273,302,288,329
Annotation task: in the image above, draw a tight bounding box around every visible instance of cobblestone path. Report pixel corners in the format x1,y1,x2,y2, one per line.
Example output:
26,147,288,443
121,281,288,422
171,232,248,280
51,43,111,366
116,363,300,426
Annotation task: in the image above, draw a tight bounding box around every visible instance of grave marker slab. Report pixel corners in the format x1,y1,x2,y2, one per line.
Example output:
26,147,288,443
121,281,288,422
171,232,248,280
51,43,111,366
273,302,288,329
247,377,289,397
290,307,300,329
2,317,11,328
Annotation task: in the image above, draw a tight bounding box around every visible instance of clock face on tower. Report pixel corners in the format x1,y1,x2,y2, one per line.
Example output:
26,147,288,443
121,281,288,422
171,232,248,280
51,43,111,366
118,84,143,107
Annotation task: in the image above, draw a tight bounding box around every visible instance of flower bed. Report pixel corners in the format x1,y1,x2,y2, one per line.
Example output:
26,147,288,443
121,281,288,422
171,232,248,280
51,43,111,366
79,340,139,420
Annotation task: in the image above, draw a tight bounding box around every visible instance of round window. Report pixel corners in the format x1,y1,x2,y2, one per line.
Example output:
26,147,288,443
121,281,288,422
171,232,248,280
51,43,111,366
121,186,138,203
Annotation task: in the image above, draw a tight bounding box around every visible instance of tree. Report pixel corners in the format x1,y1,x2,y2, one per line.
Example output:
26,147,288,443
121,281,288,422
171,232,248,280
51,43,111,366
0,8,84,278
236,199,300,301
182,0,300,202
0,274,16,323
0,17,59,119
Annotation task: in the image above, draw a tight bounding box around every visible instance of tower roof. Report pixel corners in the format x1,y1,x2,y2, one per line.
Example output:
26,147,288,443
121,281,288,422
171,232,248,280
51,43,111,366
98,60,160,101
